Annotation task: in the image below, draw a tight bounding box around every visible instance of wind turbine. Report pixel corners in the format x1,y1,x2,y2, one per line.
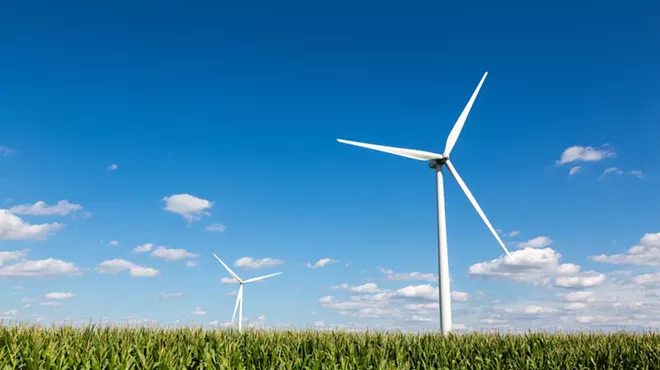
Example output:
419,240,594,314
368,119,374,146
213,253,282,332
337,72,513,334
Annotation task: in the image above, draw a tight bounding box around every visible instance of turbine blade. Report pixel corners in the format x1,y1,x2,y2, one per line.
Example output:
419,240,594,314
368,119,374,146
444,159,512,257
231,285,242,324
243,272,282,284
443,72,488,156
338,139,443,161
213,253,244,284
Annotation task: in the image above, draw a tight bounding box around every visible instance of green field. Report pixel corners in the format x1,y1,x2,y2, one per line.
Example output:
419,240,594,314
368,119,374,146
1,325,659,369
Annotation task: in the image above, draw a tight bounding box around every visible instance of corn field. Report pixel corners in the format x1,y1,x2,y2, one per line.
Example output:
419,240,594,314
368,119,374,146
1,325,659,369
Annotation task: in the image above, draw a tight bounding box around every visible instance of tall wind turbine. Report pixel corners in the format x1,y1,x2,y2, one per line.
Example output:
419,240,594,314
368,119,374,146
213,253,282,332
337,72,512,334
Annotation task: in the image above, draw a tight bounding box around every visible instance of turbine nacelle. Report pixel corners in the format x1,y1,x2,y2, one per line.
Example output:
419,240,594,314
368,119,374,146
428,157,448,168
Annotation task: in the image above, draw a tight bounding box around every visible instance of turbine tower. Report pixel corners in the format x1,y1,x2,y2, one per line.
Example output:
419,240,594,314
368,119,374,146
213,253,282,332
337,72,512,334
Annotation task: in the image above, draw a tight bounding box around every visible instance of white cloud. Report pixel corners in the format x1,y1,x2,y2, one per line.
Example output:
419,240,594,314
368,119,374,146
128,266,160,277
133,243,154,253
318,296,333,304
13,285,23,290
0,146,15,156
320,283,464,324
329,283,381,294
162,194,213,222
407,315,433,322
9,200,82,216
107,164,118,171
306,258,337,269
3,309,18,318
590,233,660,266
151,246,198,261
317,269,660,331
97,259,135,273
221,277,238,284
0,258,81,277
503,305,558,316
396,284,438,301
319,283,483,326
379,267,436,282
600,167,624,179
40,301,62,307
108,240,119,246
569,166,582,175
235,257,283,269
186,261,197,268
563,291,595,302
347,307,402,319
631,273,660,287
564,302,587,311
404,302,439,311
158,292,184,299
517,236,552,249
350,283,380,293
45,292,74,300
472,271,660,331
192,307,206,316
629,170,645,179
205,224,226,232
574,315,602,324
97,259,160,277
472,246,605,290
451,291,469,302
508,231,520,237
479,318,505,325
554,272,606,288
556,145,616,165
0,210,65,240
468,247,586,285
0,249,29,266
612,302,644,309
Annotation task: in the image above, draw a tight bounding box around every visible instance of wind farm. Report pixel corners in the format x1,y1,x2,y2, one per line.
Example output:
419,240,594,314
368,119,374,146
1,0,657,368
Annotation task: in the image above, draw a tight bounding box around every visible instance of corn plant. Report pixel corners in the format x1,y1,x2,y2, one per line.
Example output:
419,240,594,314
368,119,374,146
1,324,659,369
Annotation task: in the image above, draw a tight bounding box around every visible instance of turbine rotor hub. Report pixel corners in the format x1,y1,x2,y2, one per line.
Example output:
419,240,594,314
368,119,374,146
428,157,448,168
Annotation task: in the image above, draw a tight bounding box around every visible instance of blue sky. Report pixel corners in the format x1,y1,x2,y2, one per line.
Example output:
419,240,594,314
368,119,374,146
1,0,659,331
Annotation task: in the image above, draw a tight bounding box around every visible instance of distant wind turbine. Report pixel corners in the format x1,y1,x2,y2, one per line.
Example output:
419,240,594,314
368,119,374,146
213,253,282,332
337,72,513,334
